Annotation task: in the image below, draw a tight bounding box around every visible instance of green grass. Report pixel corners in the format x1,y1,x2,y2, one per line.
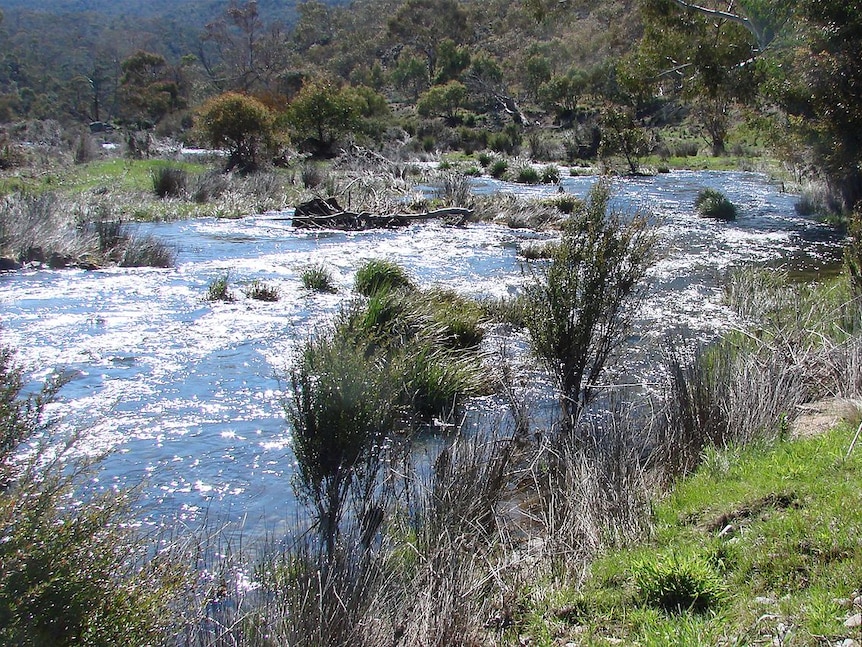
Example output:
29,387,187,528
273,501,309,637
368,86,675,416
514,425,862,645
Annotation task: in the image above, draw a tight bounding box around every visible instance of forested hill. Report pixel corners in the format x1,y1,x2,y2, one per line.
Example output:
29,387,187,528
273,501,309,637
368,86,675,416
0,0,351,20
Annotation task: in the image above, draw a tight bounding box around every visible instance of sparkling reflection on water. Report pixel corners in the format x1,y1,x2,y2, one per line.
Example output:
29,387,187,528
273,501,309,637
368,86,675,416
0,171,843,531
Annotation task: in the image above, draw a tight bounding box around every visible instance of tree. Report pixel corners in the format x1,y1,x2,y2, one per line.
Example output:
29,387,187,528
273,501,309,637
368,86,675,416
387,0,471,83
599,105,651,174
775,0,862,210
524,180,656,430
284,78,364,157
622,0,761,156
197,92,275,171
118,51,183,125
200,0,293,94
416,80,468,123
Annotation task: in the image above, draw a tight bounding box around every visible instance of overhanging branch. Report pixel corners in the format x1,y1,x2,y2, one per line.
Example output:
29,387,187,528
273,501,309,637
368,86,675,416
667,0,766,49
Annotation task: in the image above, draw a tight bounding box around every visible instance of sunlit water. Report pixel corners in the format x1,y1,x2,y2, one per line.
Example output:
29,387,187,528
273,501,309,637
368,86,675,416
0,171,843,533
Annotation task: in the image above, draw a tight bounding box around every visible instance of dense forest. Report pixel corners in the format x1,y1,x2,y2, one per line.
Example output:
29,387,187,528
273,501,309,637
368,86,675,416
1,0,859,212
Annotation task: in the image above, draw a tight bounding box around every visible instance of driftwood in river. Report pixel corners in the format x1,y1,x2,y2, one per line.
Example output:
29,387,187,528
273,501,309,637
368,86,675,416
292,197,472,230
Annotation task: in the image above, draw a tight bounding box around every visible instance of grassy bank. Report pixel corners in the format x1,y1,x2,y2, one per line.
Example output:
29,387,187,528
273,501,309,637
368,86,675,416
515,422,862,646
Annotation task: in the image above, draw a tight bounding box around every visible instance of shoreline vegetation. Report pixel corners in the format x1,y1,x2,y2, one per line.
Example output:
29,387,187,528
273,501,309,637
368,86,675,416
1,126,861,645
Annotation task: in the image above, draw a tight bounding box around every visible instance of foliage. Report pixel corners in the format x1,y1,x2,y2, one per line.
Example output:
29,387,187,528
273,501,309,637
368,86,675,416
207,273,235,302
301,263,338,293
0,344,183,646
197,92,275,172
151,165,188,198
353,259,414,297
524,179,656,427
243,279,280,301
416,81,467,122
694,187,737,220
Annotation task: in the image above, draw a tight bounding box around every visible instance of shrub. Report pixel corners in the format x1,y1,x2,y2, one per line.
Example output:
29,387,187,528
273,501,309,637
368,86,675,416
542,193,583,214
354,259,414,297
301,263,337,293
207,273,235,302
151,166,188,198
524,179,656,428
694,188,737,220
301,162,324,188
0,344,184,646
197,92,275,172
286,315,397,559
243,280,280,301
119,232,176,268
489,158,508,178
515,165,541,184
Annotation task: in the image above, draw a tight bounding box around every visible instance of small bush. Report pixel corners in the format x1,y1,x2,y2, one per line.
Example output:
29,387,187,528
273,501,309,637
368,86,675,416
354,259,414,297
477,152,493,167
633,553,725,613
515,165,541,184
244,280,281,301
301,162,324,188
207,273,235,302
151,166,188,198
489,158,508,178
542,193,583,214
119,233,176,268
301,264,337,293
190,170,229,204
694,188,737,221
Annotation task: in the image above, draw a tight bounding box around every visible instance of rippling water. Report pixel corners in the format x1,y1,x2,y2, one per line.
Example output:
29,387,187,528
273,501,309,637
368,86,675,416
0,170,843,531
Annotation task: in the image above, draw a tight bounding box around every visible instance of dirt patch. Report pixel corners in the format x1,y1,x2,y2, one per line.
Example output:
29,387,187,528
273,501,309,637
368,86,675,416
791,397,862,439
704,492,799,534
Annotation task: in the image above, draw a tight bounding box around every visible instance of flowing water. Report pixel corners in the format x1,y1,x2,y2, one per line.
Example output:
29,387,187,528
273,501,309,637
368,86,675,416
0,170,843,533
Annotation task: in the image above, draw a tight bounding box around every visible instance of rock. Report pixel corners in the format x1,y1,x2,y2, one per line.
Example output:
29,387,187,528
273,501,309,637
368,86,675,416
0,257,21,271
845,613,862,628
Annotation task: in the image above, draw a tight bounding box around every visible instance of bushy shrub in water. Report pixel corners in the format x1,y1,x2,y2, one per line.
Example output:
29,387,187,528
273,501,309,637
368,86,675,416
695,188,737,220
354,259,414,297
516,165,541,184
541,164,561,184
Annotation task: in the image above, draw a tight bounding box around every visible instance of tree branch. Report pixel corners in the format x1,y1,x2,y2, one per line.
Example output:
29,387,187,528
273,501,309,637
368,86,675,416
667,0,765,49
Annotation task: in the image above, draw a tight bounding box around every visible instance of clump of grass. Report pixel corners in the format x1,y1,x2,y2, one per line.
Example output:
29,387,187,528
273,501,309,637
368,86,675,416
190,169,229,204
489,158,508,178
207,273,235,302
437,171,471,206
695,188,737,220
119,232,176,268
354,259,414,297
300,162,324,188
151,166,188,198
243,280,280,301
632,553,725,613
515,165,541,184
301,263,337,293
542,193,583,214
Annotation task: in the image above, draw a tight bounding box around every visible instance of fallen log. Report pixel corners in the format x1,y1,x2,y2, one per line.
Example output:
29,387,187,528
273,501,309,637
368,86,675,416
291,197,472,230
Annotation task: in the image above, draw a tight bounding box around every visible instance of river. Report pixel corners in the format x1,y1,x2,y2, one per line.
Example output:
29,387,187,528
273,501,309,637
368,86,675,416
0,170,842,533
